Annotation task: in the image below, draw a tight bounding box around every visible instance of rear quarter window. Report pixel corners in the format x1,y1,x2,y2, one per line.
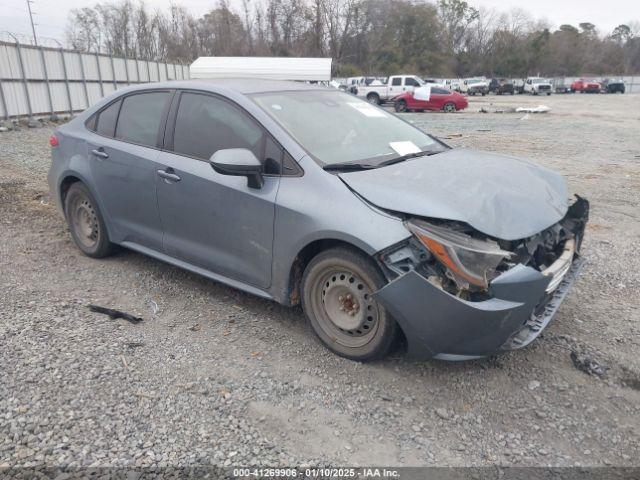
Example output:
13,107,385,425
95,100,121,137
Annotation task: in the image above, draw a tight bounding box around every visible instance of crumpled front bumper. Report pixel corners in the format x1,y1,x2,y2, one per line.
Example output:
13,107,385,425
374,256,585,360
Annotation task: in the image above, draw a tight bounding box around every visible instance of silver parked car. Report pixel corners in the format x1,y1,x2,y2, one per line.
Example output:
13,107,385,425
48,79,589,361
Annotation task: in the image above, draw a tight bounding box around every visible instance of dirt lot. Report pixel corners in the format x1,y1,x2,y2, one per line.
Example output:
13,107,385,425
1,92,639,469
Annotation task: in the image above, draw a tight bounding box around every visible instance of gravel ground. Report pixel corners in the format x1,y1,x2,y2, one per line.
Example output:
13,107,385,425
1,92,639,469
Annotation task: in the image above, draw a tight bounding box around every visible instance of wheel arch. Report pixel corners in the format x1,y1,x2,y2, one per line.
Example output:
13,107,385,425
56,172,115,239
284,238,379,307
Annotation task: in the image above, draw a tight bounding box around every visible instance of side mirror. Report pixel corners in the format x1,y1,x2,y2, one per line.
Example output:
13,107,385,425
210,148,264,189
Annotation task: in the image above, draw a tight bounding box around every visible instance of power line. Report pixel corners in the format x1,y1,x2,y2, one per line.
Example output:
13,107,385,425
25,0,37,45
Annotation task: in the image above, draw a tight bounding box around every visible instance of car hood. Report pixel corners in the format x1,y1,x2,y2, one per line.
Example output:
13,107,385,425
338,149,569,240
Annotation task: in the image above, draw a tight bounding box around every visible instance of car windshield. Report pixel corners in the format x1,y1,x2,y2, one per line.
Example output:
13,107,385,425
251,90,439,166
468,78,483,84
532,78,545,84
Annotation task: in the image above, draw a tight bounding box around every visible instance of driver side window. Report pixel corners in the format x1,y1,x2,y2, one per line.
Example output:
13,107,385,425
172,92,264,161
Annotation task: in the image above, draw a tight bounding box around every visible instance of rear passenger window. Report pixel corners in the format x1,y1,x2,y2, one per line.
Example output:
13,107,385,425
95,100,121,137
115,92,170,147
432,88,449,95
391,77,402,86
172,92,263,161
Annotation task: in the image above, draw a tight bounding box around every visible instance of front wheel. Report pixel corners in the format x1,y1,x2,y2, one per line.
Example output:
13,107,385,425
394,100,408,112
301,247,399,361
443,102,456,113
64,182,117,258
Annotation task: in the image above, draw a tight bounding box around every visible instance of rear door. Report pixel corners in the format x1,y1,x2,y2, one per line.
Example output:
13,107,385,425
85,90,172,249
388,76,403,97
427,88,448,110
155,90,280,288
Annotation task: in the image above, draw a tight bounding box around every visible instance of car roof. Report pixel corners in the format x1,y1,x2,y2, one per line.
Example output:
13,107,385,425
130,78,330,95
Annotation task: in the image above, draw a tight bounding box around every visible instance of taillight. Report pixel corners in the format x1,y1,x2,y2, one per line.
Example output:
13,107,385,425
49,134,59,147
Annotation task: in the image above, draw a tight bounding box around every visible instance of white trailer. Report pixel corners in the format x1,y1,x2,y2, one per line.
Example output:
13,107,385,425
189,56,332,81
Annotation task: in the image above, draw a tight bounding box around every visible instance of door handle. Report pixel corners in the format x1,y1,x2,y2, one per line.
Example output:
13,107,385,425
157,169,181,182
91,148,109,159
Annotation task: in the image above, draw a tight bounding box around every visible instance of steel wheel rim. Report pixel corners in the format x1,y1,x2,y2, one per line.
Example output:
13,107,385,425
312,268,380,348
444,103,455,112
71,196,99,249
367,96,378,104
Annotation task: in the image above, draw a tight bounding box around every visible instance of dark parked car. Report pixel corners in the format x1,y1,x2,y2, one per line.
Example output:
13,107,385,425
601,78,625,93
495,78,514,95
48,79,589,361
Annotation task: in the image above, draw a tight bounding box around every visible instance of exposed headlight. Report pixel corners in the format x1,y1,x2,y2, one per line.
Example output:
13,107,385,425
406,219,513,289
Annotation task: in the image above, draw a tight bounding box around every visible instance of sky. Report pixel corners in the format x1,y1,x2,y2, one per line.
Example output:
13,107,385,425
1,0,639,46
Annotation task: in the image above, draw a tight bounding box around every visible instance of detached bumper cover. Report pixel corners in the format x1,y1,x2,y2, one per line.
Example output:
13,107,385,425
374,256,584,359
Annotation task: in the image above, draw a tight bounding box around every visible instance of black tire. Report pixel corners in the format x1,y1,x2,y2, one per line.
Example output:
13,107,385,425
366,93,380,105
443,102,456,113
301,247,399,361
394,100,407,112
64,182,117,258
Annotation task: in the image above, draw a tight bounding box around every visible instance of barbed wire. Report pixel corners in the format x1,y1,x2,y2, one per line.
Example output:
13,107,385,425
0,31,65,48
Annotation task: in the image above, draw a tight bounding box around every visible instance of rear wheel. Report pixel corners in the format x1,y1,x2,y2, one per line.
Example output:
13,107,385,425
64,182,117,258
394,100,408,112
301,247,398,361
366,93,380,105
443,102,456,113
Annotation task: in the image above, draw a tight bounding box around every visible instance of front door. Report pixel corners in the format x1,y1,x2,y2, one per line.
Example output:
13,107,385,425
155,91,279,289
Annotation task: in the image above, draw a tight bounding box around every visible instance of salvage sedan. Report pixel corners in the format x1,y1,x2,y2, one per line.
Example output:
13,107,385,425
48,79,589,361
393,87,468,113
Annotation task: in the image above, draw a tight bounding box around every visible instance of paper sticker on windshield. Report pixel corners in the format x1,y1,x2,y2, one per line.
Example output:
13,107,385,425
348,102,387,118
389,141,421,156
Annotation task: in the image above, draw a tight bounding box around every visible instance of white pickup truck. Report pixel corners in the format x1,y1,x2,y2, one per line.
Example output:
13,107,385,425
460,78,489,96
356,75,426,104
523,77,552,95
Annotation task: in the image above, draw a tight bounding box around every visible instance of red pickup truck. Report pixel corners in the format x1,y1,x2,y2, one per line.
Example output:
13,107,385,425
571,79,601,93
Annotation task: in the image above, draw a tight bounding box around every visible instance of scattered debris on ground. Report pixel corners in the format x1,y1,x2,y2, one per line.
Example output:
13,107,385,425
88,305,143,323
570,350,609,378
516,105,550,113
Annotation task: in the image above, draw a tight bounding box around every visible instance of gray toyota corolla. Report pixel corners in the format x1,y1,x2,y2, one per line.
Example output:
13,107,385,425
48,79,589,361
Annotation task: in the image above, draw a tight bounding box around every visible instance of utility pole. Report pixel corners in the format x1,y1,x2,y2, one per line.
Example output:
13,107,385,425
26,0,37,46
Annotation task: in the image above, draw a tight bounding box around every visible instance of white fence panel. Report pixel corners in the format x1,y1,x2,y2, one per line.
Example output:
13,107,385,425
63,52,83,80
0,44,21,79
21,47,44,78
49,83,70,112
43,50,65,80
126,59,138,82
1,41,188,118
27,82,49,113
81,53,100,81
86,83,103,106
99,56,113,82
2,81,27,116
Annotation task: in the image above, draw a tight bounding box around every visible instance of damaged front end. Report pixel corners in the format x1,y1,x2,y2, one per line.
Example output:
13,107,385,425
375,196,589,359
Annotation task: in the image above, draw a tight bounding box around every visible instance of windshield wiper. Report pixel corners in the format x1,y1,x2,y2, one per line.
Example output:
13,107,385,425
323,162,378,171
378,149,442,167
